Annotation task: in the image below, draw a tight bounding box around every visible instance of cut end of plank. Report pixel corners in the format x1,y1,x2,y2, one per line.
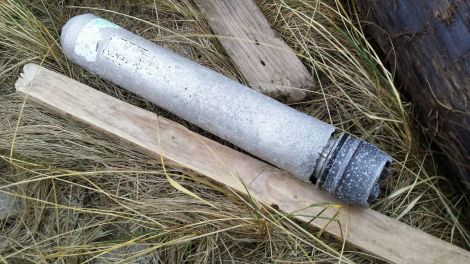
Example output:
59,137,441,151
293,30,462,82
15,63,41,93
260,74,314,103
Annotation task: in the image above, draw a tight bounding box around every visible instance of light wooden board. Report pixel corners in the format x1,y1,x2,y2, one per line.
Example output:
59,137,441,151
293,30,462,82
15,64,470,264
194,0,314,102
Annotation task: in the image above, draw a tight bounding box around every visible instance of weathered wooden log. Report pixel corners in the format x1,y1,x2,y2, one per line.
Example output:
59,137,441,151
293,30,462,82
358,0,470,191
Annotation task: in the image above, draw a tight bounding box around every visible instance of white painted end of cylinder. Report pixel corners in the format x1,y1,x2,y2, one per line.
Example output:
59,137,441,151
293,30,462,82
61,14,119,62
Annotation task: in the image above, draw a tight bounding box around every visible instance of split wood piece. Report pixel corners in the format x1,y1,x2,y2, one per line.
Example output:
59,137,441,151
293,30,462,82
15,64,470,264
194,0,314,103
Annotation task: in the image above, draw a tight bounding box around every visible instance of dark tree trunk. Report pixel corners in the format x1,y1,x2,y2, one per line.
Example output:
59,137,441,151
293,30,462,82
357,0,470,191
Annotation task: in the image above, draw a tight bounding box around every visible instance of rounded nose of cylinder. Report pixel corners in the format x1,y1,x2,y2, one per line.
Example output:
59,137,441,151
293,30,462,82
61,13,98,58
317,134,392,207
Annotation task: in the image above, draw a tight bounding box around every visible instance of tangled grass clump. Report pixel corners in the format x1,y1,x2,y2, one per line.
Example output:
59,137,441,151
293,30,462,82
0,0,468,263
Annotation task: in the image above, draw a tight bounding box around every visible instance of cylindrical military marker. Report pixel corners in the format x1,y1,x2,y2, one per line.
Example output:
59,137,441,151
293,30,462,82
61,14,392,206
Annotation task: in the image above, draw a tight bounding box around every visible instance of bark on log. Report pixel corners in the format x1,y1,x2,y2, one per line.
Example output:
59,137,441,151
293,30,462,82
358,0,470,191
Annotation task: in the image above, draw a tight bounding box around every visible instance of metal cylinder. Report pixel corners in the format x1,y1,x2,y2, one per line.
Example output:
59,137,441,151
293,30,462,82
61,14,392,206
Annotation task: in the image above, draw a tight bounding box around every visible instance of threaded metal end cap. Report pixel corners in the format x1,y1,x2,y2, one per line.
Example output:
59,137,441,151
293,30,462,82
314,134,392,207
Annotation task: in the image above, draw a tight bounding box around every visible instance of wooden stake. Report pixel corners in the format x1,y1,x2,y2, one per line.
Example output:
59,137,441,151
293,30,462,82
15,64,470,264
193,0,314,102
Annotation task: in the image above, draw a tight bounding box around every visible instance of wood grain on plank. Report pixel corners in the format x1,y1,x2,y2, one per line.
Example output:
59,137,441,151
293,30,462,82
194,0,314,102
15,64,470,264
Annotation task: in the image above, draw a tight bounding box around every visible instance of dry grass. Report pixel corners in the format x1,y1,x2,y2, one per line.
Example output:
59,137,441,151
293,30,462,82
0,0,468,263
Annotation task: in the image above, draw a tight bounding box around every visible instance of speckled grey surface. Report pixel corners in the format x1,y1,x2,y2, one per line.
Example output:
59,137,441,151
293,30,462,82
61,14,392,206
315,134,391,206
99,244,152,263
0,192,19,220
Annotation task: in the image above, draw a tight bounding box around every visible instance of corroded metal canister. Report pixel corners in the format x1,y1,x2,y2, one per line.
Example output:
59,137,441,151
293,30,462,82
61,14,392,206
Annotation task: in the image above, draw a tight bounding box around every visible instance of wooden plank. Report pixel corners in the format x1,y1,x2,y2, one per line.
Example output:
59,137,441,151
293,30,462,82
15,64,470,264
194,0,314,103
